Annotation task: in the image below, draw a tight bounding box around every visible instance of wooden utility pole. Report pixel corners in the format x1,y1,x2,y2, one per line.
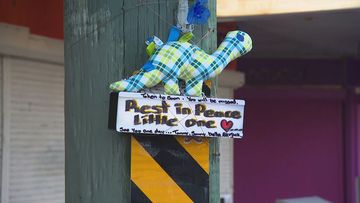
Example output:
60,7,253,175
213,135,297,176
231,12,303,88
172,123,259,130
64,0,218,202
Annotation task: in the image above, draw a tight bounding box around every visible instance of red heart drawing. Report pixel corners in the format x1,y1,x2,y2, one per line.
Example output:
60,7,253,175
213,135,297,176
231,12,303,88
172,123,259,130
221,120,233,132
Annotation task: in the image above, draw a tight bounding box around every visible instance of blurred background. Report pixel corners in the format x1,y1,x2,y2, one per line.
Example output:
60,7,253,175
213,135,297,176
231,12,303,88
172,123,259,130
0,0,359,203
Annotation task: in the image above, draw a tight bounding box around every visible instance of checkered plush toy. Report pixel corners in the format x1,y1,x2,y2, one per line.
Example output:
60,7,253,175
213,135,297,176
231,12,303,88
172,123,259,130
110,30,252,96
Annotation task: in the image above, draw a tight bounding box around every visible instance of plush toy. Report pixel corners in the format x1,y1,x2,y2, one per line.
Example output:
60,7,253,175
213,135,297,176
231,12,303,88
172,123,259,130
110,30,252,96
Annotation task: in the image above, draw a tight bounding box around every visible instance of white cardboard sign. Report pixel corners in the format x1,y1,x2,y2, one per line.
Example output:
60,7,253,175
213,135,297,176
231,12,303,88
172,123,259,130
112,92,245,138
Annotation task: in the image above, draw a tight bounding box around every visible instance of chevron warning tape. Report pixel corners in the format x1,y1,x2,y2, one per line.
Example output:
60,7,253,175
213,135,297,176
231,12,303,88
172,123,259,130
131,135,209,203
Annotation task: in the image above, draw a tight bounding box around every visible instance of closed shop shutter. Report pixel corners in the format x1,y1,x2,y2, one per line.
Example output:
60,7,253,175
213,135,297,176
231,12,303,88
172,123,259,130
2,57,64,203
217,87,234,202
220,139,234,200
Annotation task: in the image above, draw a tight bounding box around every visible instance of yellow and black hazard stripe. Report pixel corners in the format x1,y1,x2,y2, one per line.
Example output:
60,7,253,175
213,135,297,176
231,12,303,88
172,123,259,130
131,135,209,203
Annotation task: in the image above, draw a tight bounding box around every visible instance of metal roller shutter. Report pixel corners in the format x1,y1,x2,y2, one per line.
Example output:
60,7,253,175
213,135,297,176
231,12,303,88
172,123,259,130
2,57,64,203
220,139,234,203
217,87,234,203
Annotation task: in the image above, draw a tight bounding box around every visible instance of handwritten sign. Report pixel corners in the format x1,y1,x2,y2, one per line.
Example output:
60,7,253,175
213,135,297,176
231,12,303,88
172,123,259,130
109,92,245,138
